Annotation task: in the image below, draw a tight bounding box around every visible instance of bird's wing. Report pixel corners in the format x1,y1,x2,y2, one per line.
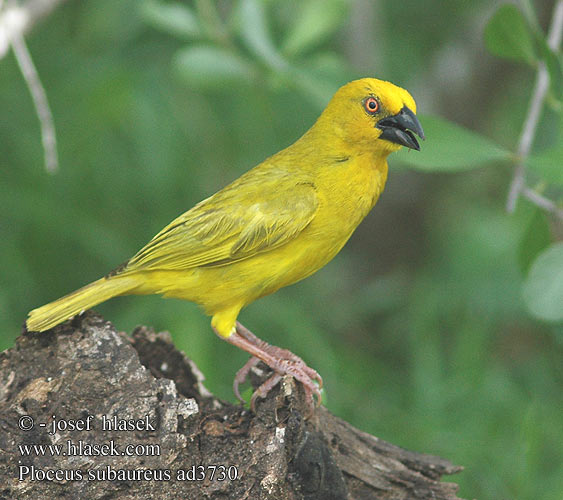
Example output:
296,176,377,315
126,176,318,271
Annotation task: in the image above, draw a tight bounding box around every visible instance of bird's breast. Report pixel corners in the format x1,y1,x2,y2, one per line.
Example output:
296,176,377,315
309,154,388,241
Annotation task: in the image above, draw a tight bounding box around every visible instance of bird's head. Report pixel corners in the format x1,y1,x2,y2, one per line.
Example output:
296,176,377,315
318,78,425,156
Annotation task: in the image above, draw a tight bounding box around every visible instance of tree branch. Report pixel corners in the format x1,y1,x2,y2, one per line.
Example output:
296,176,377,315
10,32,58,172
506,0,563,217
0,0,68,58
522,186,563,219
0,0,66,173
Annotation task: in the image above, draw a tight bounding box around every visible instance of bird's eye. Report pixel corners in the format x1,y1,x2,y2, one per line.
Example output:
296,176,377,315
363,97,379,115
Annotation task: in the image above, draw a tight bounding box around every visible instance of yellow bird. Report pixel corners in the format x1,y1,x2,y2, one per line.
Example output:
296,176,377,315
26,78,424,409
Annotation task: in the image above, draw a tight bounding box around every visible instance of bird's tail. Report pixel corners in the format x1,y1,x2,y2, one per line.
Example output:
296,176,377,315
26,276,138,332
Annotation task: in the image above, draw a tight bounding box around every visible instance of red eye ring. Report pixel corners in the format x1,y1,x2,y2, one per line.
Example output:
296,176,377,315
364,96,379,114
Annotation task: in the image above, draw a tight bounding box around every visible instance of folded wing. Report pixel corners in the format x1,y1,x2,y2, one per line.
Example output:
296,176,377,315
126,175,318,271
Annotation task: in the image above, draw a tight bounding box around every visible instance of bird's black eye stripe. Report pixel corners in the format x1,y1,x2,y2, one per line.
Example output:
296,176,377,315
363,96,380,115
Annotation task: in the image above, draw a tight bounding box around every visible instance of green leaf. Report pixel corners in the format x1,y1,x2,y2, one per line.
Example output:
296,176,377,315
173,45,255,89
289,68,339,108
527,147,563,185
305,51,348,77
484,4,537,65
141,0,201,39
518,209,552,274
537,37,563,101
519,0,563,100
233,0,287,71
282,0,348,57
395,115,511,171
523,243,563,322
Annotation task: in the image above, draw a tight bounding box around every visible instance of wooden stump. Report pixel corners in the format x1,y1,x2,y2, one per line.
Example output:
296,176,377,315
0,312,463,499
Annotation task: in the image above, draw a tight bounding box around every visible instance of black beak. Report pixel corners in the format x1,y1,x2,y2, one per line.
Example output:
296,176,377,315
376,106,425,151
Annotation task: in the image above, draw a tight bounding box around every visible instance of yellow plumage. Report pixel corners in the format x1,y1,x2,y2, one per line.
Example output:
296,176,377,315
26,78,423,406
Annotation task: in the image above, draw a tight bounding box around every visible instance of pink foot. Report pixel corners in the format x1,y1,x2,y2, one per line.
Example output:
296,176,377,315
214,322,323,413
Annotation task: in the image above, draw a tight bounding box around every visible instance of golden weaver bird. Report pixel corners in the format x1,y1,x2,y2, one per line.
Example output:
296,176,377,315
26,78,424,409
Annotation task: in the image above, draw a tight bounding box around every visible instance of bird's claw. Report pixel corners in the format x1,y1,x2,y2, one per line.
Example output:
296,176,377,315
234,354,323,413
219,322,323,415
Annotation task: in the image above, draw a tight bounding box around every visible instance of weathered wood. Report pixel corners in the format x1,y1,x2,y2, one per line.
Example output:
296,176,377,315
0,312,463,499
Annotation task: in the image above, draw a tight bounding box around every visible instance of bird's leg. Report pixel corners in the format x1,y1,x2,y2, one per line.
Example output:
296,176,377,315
235,322,323,387
213,321,322,411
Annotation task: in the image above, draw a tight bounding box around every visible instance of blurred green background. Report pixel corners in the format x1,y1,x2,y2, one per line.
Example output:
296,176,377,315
1,0,562,498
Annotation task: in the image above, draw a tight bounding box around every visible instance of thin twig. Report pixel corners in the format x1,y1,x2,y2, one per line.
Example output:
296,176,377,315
0,0,68,58
1,0,66,173
10,31,58,172
522,186,563,219
506,0,563,216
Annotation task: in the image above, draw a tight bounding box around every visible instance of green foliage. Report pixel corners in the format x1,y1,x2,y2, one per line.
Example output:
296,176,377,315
174,45,256,88
518,209,552,274
484,4,537,65
138,0,351,103
523,243,563,322
141,1,202,39
232,0,287,70
281,0,348,57
395,115,511,171
528,146,563,185
1,1,563,499
537,36,563,100
485,2,563,100
481,2,563,327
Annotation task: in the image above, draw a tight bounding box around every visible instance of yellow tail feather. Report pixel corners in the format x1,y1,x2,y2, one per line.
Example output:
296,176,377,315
26,276,137,332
